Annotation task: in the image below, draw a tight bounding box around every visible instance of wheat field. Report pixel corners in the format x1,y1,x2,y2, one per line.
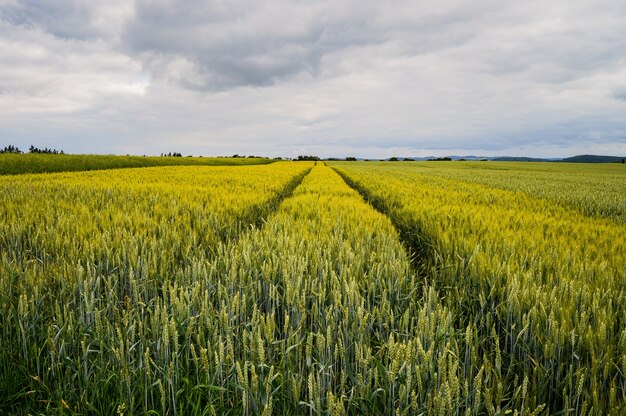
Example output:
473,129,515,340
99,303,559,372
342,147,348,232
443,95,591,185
1,161,624,415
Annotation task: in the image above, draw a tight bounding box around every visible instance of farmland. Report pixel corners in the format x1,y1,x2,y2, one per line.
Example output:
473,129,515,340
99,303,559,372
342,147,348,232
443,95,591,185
392,161,625,223
0,161,624,415
0,153,273,176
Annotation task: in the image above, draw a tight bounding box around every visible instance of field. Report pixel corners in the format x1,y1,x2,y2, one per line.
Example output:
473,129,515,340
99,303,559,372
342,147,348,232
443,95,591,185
0,160,624,415
0,154,273,176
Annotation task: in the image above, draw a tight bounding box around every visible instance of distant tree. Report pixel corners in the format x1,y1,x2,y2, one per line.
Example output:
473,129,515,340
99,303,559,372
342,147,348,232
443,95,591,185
388,157,399,161
28,145,64,154
345,157,357,161
0,145,22,154
296,155,320,161
402,158,413,161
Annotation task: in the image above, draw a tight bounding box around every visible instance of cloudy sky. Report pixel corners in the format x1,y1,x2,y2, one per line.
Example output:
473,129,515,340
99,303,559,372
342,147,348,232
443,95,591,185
1,0,626,158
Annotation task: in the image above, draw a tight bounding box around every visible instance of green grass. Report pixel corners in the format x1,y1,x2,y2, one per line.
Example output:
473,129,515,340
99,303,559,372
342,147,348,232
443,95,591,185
0,154,275,175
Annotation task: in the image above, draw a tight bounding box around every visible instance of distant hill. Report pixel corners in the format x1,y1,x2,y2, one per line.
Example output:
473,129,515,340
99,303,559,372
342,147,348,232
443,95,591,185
395,155,625,163
491,156,555,162
342,154,625,163
560,155,626,163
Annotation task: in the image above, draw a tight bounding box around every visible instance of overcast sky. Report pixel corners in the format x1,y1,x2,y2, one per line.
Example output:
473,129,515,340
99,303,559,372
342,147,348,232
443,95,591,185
1,1,626,158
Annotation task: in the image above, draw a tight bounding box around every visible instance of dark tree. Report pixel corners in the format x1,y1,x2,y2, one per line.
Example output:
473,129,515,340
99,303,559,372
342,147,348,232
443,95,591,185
0,145,22,154
296,155,320,161
28,145,64,154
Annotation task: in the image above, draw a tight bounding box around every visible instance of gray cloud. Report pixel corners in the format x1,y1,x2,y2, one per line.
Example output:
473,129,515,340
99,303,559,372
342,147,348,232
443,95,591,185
120,1,626,91
1,1,93,39
123,0,387,89
0,0,132,39
1,0,626,157
613,87,626,101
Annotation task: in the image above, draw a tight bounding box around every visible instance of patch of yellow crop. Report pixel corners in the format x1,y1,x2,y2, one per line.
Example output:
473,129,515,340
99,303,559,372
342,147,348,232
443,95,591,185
0,163,310,289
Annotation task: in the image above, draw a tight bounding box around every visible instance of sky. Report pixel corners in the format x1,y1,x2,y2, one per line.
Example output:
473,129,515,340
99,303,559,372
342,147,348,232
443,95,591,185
1,1,626,159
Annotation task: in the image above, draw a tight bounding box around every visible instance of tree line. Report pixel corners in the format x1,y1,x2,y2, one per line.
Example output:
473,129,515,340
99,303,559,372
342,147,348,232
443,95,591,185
0,145,65,154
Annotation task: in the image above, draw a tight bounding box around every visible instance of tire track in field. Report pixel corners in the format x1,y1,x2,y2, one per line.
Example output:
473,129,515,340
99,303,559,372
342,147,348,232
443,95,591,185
240,166,313,232
204,164,434,414
215,166,313,246
331,167,433,277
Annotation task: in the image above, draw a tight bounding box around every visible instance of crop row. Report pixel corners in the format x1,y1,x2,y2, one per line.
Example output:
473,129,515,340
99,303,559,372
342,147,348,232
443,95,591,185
333,162,625,415
0,163,310,414
379,161,625,223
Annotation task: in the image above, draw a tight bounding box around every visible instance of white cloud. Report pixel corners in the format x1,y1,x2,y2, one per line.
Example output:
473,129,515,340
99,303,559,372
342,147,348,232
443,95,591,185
0,0,625,157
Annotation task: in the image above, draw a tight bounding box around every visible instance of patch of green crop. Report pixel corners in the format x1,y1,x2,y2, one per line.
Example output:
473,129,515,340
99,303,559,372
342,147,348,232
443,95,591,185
0,153,275,175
